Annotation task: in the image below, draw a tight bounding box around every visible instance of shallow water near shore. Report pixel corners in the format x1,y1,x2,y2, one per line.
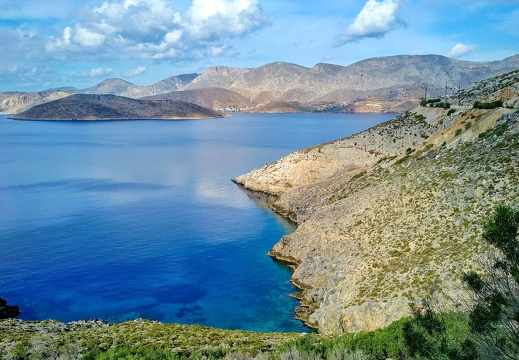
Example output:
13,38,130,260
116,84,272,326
0,113,393,332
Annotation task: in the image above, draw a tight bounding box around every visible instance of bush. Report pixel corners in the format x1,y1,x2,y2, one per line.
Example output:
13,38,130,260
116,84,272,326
462,205,519,359
473,100,503,109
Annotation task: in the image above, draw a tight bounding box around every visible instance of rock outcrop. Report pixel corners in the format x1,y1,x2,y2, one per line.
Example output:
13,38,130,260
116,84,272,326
233,70,519,334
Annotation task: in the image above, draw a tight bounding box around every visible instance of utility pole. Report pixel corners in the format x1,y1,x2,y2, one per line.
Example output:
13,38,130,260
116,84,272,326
422,83,428,102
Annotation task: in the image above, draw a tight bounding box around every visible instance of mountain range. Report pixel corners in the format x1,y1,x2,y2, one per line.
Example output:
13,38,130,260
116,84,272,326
1,54,519,115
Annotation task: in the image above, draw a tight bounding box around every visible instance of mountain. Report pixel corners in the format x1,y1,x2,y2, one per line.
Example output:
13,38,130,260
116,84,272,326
233,69,519,334
143,87,254,111
81,73,199,98
82,78,136,95
0,90,74,115
185,55,519,113
11,94,224,120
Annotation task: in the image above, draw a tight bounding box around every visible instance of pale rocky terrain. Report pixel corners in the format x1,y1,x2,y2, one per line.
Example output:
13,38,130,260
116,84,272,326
233,70,519,334
185,55,519,113
0,90,72,115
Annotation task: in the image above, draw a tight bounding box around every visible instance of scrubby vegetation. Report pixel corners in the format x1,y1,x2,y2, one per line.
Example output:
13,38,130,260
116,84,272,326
420,98,451,109
473,100,503,109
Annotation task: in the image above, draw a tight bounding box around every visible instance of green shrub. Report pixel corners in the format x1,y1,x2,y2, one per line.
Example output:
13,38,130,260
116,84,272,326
473,100,503,109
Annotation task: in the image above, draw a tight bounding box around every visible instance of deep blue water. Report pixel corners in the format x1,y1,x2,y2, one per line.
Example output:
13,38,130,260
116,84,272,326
0,113,393,332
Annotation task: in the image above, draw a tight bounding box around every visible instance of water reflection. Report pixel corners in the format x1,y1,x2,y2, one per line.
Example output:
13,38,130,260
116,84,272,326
234,184,297,235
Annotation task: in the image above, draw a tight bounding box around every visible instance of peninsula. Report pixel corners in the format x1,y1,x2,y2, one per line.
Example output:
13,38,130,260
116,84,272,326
233,70,519,334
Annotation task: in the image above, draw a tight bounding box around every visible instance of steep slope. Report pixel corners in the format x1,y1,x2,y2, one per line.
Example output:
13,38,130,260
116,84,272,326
11,94,224,120
233,70,519,334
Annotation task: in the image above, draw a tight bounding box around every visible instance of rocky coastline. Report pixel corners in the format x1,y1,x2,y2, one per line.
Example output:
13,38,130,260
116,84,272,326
233,71,519,334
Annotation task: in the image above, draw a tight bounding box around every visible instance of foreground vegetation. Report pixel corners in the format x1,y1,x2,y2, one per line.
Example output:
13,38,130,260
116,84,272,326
0,314,460,359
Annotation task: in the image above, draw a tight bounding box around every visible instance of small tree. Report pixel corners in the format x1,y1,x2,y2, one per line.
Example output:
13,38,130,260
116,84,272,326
462,204,519,359
403,205,519,359
402,300,479,359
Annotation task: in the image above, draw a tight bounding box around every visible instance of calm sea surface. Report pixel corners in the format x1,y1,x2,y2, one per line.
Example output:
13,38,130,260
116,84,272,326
0,112,393,332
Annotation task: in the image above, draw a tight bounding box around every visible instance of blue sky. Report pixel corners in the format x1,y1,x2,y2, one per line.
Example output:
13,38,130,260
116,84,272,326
1,0,518,91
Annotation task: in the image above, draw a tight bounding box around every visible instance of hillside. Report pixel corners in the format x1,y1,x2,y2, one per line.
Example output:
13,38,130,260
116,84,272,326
186,54,519,113
11,94,224,120
233,70,519,334
143,87,254,112
0,90,73,115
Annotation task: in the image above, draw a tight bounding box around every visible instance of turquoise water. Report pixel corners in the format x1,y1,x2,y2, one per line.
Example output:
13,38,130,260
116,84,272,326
0,113,393,332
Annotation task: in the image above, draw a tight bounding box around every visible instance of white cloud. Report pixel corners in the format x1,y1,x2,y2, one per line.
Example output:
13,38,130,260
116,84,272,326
446,43,477,58
122,66,147,77
89,67,114,77
45,0,270,61
75,26,106,47
337,0,404,45
186,0,271,41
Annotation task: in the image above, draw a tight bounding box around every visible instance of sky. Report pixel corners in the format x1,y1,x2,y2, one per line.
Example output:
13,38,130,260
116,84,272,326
1,0,518,91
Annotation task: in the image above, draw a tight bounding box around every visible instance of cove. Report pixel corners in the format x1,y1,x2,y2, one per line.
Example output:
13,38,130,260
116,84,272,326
0,112,393,332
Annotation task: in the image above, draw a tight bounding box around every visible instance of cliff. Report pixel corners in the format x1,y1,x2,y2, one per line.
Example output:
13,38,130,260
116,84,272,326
233,70,519,334
11,94,224,120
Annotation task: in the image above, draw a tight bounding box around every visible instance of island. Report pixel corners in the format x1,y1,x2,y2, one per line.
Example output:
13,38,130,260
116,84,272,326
10,94,224,121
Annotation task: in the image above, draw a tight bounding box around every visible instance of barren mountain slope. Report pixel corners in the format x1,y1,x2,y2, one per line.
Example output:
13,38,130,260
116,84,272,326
187,55,519,112
233,70,519,334
143,87,253,111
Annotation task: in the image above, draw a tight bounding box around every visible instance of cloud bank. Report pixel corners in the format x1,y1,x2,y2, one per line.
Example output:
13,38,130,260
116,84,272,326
337,0,404,45
46,0,271,61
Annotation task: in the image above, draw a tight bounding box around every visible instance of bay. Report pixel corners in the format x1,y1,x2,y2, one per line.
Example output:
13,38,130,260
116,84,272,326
0,112,393,332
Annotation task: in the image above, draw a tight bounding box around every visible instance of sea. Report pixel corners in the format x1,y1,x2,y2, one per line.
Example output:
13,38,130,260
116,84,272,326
0,112,393,332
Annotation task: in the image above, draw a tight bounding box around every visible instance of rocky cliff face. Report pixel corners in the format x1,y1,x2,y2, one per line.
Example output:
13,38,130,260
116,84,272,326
233,70,519,334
